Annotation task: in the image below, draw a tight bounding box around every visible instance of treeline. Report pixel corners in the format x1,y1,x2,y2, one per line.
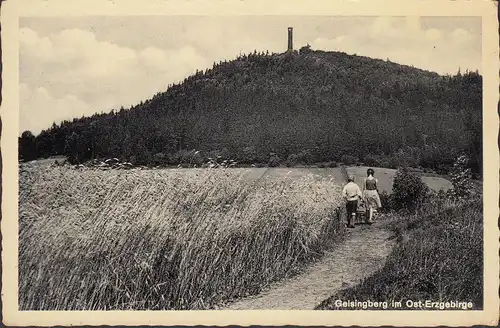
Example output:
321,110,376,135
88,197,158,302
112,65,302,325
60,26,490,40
19,46,482,176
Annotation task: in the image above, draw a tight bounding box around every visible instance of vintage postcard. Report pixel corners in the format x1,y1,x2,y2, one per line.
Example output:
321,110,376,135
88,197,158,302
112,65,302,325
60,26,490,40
1,0,499,326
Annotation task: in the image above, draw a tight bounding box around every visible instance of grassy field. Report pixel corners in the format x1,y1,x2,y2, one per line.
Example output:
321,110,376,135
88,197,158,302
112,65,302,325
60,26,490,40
345,166,453,194
19,163,345,310
316,198,483,310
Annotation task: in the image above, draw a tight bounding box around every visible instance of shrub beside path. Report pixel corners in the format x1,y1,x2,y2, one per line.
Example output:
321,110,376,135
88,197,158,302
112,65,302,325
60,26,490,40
224,222,395,310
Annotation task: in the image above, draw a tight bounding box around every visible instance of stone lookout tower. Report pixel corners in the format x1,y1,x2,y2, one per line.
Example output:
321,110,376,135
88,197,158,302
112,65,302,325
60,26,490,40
287,27,293,51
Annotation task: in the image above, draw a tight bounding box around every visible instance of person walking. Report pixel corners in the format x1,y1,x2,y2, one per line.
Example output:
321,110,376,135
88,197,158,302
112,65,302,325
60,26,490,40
342,175,362,228
363,168,382,224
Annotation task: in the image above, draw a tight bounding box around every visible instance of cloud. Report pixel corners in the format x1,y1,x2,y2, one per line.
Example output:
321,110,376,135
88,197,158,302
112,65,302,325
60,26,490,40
310,16,480,75
20,83,94,134
451,28,473,45
425,28,442,42
19,27,211,134
139,46,170,71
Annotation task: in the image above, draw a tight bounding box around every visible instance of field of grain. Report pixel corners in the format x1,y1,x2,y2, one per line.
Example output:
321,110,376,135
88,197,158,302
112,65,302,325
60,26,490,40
345,166,453,194
19,163,345,310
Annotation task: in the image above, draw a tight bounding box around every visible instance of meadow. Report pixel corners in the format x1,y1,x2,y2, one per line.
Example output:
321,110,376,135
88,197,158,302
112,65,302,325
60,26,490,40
345,166,453,194
19,163,345,310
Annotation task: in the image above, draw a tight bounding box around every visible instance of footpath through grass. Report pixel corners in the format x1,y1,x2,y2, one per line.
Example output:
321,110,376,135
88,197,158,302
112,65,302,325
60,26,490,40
316,199,483,310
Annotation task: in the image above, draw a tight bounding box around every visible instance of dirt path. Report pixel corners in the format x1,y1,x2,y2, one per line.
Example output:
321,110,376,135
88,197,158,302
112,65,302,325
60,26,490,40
224,222,395,310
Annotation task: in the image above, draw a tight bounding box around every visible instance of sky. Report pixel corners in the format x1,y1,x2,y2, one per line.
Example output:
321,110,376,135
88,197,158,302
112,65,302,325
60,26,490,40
19,16,482,135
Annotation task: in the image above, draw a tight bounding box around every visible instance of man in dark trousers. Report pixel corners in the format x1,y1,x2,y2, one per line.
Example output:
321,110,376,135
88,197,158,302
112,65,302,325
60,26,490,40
342,175,362,228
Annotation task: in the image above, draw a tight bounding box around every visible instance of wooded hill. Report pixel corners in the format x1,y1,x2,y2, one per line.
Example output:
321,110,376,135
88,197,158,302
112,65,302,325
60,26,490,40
19,46,482,176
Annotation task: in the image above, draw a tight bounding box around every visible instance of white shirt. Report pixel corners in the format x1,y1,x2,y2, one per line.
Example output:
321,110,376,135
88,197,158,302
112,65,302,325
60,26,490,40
342,182,362,201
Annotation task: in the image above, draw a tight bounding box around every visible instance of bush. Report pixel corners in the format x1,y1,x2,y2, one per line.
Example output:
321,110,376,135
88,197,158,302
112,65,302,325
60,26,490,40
449,154,473,199
317,161,337,168
297,150,315,165
378,190,392,212
391,167,430,212
284,150,315,167
378,160,391,169
153,152,167,166
363,154,381,167
299,44,313,54
241,146,258,164
285,154,299,167
327,161,337,168
169,149,204,167
268,154,281,167
340,155,358,166
419,145,458,173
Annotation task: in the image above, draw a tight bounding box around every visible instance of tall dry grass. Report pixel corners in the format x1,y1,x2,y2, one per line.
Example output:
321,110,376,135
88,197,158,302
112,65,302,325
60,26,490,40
19,164,344,310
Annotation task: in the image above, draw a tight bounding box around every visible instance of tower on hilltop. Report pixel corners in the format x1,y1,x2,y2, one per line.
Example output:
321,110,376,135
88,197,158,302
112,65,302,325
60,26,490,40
288,27,293,51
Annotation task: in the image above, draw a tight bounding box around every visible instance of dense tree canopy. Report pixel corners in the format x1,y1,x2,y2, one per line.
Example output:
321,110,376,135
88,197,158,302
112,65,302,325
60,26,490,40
19,48,482,176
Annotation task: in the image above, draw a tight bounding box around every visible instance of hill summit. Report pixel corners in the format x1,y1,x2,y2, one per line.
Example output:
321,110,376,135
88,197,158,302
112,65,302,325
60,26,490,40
20,47,482,175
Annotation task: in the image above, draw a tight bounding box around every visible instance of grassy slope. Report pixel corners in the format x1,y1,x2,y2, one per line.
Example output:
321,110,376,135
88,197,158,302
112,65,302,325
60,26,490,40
316,199,483,310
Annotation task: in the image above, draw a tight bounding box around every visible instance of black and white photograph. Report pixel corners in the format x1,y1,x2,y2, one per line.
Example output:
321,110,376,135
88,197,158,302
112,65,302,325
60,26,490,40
2,0,498,326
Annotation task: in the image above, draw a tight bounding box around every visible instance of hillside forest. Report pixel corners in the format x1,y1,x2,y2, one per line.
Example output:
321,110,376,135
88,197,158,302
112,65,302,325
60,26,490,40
19,46,482,177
